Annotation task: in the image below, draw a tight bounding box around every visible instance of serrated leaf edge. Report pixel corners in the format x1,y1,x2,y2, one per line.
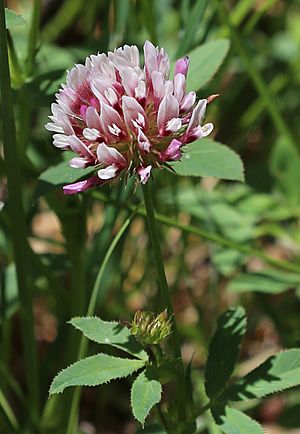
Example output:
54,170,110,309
49,353,145,395
130,370,162,426
69,316,149,361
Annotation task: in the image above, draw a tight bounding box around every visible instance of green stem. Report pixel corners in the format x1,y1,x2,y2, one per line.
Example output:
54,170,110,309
142,183,181,356
0,0,39,423
142,182,187,424
66,212,134,434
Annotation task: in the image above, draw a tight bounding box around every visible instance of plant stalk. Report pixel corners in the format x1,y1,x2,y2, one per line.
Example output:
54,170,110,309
0,0,40,423
142,182,187,422
65,212,134,434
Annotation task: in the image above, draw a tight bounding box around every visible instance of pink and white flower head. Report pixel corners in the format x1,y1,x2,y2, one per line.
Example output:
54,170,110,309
46,41,214,194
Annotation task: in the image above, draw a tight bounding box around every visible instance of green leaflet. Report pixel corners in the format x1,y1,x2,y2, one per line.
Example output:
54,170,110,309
70,317,148,361
34,154,95,200
49,354,145,394
186,39,230,92
227,269,300,294
224,349,300,402
5,9,26,28
171,139,244,182
131,369,162,425
205,307,247,400
211,406,264,434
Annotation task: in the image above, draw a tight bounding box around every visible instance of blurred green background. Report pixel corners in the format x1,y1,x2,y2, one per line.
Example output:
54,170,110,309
1,0,300,433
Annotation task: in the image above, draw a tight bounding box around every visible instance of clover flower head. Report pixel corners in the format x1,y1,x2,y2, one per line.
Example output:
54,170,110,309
46,41,214,194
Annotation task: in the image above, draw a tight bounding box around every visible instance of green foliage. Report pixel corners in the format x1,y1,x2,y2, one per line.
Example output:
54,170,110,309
131,370,162,425
49,354,145,394
171,138,244,182
5,9,26,28
224,349,300,401
176,0,208,57
211,406,264,434
186,40,230,92
205,307,247,400
34,154,95,199
227,269,300,294
70,316,148,360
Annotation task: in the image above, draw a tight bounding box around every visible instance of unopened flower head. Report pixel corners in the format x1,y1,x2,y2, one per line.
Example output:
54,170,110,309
131,310,172,345
46,41,214,194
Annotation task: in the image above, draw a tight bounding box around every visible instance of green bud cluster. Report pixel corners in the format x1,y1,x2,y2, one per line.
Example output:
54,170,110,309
131,310,172,345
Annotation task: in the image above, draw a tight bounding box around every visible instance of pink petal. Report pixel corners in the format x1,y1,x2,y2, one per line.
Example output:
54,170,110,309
174,73,186,103
157,94,179,135
85,106,101,129
160,139,182,162
186,99,207,133
68,135,94,158
137,165,152,184
100,102,125,138
143,41,158,78
122,96,147,132
96,143,126,167
174,56,189,77
180,91,196,113
63,176,99,195
137,129,151,153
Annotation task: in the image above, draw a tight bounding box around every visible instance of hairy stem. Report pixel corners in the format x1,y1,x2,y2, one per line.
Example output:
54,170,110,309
142,182,187,422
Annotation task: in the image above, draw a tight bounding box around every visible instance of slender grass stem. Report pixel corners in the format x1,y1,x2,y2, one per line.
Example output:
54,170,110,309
66,212,134,434
92,191,300,274
0,0,39,423
215,1,299,153
25,0,42,76
0,389,19,431
19,0,41,151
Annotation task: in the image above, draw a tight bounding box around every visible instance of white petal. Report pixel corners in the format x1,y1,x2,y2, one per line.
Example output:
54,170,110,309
69,157,88,168
201,123,214,137
83,128,100,141
53,134,70,149
98,165,118,179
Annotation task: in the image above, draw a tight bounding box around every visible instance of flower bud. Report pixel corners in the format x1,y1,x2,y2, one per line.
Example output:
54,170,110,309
131,310,172,345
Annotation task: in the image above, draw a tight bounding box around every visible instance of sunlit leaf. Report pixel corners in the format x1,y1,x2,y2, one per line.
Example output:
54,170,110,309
171,139,244,182
5,9,26,28
186,39,230,92
131,370,162,425
70,317,148,361
224,349,300,401
49,354,145,394
211,406,264,434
